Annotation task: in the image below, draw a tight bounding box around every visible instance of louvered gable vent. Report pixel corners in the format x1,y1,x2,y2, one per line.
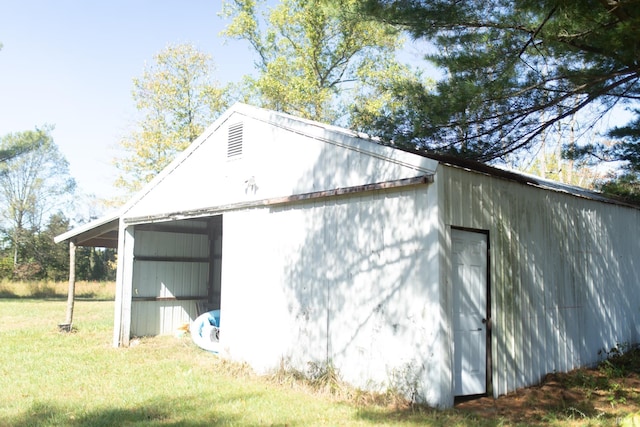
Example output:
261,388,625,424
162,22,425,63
227,122,243,158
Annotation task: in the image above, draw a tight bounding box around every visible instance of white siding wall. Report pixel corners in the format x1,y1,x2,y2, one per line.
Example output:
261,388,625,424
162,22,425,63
124,113,436,219
220,184,450,407
440,165,640,398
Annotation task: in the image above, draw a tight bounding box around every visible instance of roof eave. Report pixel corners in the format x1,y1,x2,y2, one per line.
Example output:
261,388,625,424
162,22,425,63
54,213,120,248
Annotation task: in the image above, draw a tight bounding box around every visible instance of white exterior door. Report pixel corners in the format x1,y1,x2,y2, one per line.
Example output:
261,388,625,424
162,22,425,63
452,229,488,396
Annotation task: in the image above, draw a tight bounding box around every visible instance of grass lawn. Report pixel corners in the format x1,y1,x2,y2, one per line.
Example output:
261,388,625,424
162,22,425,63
1,281,640,426
0,282,452,427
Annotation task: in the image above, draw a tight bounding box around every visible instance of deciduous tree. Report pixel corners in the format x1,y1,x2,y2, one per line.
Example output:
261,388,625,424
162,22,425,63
0,127,76,268
115,43,229,195
0,124,40,165
221,0,417,126
29,212,71,281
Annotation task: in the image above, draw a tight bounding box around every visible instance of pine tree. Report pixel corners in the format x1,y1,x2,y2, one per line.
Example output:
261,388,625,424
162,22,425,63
357,0,640,165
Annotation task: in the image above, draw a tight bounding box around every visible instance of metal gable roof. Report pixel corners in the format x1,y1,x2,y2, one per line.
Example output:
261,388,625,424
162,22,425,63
117,102,438,220
420,151,640,210
55,103,640,246
54,212,120,248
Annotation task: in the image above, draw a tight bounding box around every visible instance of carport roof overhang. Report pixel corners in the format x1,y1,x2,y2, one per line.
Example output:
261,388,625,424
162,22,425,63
54,213,119,249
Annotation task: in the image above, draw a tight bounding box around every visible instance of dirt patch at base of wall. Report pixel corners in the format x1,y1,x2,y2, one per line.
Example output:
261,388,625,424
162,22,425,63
455,370,640,425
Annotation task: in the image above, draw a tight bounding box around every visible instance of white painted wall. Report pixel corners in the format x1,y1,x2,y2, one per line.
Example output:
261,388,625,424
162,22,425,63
440,164,640,399
219,182,451,407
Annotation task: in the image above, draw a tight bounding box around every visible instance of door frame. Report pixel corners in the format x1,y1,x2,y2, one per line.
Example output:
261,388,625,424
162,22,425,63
451,226,492,398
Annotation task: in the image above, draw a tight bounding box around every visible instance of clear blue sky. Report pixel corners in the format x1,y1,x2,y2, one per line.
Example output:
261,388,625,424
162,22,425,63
0,1,258,206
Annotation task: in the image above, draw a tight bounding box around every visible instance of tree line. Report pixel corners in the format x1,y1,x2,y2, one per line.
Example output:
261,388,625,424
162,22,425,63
0,127,116,281
2,0,639,281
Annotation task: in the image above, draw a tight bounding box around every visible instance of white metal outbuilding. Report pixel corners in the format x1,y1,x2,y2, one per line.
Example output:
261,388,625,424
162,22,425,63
57,103,640,408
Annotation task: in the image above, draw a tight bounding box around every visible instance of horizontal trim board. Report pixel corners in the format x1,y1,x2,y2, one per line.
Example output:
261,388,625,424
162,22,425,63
132,296,208,302
135,223,209,235
125,174,434,225
134,256,209,263
77,235,119,248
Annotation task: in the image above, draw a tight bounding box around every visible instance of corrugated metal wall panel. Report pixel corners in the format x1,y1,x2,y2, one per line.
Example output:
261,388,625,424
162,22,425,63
132,261,208,298
130,226,210,336
441,165,640,398
131,300,196,337
134,230,208,257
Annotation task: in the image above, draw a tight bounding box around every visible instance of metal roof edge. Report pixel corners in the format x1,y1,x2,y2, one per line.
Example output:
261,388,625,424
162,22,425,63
54,211,120,244
429,153,640,210
235,107,633,209
230,104,438,174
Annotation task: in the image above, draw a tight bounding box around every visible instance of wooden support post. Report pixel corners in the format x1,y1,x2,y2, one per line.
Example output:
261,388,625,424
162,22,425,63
60,240,76,332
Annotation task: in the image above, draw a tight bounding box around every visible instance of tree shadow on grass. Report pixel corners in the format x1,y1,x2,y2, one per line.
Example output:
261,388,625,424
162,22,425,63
0,291,114,301
0,286,64,300
8,394,262,427
0,288,18,298
10,401,176,427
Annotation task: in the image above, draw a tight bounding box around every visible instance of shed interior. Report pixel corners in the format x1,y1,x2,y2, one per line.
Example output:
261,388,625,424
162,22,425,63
129,215,223,336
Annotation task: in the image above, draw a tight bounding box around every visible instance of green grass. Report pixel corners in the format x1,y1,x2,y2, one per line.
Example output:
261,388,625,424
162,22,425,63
2,283,639,426
0,290,475,427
